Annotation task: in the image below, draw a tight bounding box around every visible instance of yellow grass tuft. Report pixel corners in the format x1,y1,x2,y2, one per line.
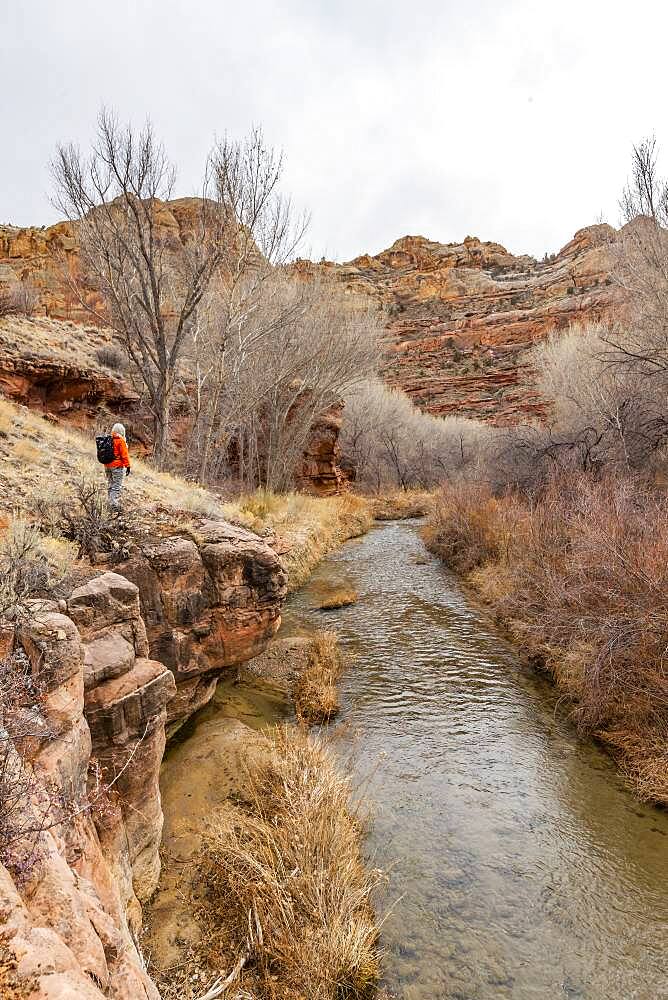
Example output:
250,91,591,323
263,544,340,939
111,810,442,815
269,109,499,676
293,631,346,724
316,586,359,610
223,490,373,591
370,488,435,521
201,725,382,1000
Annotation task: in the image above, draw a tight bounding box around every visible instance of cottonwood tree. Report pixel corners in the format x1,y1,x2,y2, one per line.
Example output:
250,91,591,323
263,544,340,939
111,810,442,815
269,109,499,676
52,110,233,467
606,137,668,382
188,130,308,482
204,277,381,491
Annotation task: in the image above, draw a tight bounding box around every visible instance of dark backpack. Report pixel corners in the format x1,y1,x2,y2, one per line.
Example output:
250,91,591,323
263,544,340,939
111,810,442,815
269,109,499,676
96,434,115,465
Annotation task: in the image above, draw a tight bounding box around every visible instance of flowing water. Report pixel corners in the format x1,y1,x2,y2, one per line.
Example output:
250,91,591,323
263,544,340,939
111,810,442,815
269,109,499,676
281,520,668,1000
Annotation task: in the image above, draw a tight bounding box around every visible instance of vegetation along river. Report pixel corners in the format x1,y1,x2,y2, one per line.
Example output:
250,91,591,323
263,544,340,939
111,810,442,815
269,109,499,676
161,519,668,998
282,520,668,999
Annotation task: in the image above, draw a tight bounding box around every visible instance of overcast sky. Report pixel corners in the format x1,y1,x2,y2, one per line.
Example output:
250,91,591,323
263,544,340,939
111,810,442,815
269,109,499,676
2,0,667,261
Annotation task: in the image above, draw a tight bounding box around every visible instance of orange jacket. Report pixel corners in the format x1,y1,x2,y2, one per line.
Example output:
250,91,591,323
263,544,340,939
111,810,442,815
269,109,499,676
106,432,131,469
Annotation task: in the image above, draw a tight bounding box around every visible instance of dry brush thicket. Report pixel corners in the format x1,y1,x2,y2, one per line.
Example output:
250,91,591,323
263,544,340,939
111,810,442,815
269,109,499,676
341,379,487,491
423,476,668,802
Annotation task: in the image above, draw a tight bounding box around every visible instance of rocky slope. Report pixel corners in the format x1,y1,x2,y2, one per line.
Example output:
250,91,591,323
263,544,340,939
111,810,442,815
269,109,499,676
297,223,626,423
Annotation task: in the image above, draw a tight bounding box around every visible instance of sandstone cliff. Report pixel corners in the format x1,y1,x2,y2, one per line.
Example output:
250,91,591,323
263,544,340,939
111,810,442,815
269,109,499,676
1,574,171,999
0,202,628,453
0,515,287,998
295,224,625,423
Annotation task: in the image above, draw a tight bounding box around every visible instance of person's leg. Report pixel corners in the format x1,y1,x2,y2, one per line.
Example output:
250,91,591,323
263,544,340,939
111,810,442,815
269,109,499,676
108,467,124,508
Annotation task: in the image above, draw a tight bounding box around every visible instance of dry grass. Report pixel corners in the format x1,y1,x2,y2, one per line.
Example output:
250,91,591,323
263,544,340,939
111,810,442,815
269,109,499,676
0,396,229,524
316,586,359,611
369,488,435,521
0,396,372,595
0,314,121,372
424,474,668,804
293,631,346,724
223,490,373,592
200,726,382,1000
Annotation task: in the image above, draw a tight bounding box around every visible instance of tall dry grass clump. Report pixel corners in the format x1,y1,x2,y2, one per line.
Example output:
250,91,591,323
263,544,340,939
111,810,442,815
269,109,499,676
201,726,382,1000
293,631,346,724
424,474,668,803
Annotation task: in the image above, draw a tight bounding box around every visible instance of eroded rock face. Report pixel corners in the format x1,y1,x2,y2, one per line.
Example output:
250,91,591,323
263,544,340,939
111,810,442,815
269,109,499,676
296,403,347,495
67,572,175,904
117,521,288,727
295,224,626,424
0,511,288,996
1,572,171,999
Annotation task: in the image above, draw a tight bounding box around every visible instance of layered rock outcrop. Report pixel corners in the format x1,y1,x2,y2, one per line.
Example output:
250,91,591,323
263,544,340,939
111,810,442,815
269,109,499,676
117,520,288,728
2,201,627,437
0,520,288,997
296,404,347,496
0,574,172,999
296,223,626,424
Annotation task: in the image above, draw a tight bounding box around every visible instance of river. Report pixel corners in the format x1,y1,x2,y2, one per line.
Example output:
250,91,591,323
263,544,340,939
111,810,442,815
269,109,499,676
281,519,668,999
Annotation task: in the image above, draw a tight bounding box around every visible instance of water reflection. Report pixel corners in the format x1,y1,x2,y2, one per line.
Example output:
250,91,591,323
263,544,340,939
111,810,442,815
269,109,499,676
283,521,668,999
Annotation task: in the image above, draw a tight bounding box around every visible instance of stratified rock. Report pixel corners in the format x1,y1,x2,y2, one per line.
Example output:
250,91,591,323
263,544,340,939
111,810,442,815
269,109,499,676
294,224,625,424
297,403,347,495
117,520,288,726
67,572,174,903
5,581,167,999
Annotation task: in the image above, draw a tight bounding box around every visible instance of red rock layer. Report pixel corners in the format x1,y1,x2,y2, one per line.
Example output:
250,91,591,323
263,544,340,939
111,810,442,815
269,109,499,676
2,202,627,432
296,224,626,423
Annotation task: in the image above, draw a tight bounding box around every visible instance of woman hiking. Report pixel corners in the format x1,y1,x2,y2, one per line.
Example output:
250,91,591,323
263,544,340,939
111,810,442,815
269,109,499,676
104,422,131,508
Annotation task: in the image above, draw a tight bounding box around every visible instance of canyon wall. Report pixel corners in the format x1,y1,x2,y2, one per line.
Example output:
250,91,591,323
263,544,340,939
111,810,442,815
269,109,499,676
2,203,626,433
0,517,287,998
296,223,626,423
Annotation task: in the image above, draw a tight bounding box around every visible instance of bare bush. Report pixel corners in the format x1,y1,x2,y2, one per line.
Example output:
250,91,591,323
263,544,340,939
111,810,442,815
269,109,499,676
95,345,125,371
37,477,141,561
0,280,38,319
424,474,668,803
0,519,75,622
0,648,57,879
341,379,488,491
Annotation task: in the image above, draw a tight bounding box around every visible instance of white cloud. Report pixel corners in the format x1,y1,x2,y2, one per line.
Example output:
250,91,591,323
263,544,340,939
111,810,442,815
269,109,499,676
2,0,667,260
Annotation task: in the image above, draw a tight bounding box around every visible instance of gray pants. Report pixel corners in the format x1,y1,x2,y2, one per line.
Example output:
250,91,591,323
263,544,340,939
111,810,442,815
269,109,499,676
106,467,125,507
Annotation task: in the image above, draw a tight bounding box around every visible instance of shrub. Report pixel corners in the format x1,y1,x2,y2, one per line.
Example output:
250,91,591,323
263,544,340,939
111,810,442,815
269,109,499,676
38,477,141,561
341,379,489,491
0,280,38,319
0,647,57,880
424,474,668,802
95,345,126,371
0,518,76,622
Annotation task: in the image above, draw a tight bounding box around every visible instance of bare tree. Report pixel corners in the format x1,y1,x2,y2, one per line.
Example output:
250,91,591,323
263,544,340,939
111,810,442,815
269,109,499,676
604,137,668,381
188,129,308,482
206,277,381,492
51,110,232,467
